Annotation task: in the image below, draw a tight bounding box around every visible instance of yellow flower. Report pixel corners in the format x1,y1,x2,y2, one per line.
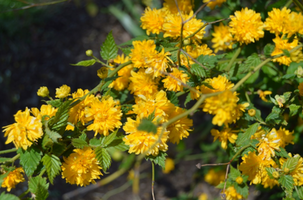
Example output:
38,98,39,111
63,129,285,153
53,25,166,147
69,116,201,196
257,90,272,102
67,89,95,130
222,186,244,200
198,193,208,200
55,84,71,98
140,7,168,35
162,158,175,174
31,104,57,121
181,44,214,68
271,35,300,66
2,108,43,150
61,147,102,186
203,0,226,10
128,69,159,99
123,117,169,156
229,8,264,45
37,86,49,97
299,82,303,96
280,154,303,186
200,75,234,94
163,12,205,42
274,127,294,148
211,128,238,149
85,97,122,136
261,167,279,189
109,55,133,91
167,106,193,144
163,0,193,14
129,40,157,69
204,169,225,186
162,68,189,92
97,67,108,79
264,7,292,35
257,130,280,161
145,48,172,78
1,167,25,192
211,23,234,53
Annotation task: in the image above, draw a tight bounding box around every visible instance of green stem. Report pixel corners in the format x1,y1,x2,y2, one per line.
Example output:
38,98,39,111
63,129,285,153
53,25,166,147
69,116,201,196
292,0,303,12
19,189,30,199
9,154,20,163
177,22,185,67
151,161,155,200
217,58,245,64
226,46,242,71
245,91,252,104
102,181,132,200
39,168,46,177
0,148,17,155
285,0,293,8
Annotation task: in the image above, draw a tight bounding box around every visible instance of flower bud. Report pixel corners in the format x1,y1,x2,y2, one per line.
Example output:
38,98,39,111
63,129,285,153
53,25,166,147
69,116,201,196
283,167,290,174
295,66,303,78
37,86,49,97
183,39,190,45
55,84,71,99
97,67,108,79
86,49,93,57
235,176,243,184
248,109,256,117
272,171,279,179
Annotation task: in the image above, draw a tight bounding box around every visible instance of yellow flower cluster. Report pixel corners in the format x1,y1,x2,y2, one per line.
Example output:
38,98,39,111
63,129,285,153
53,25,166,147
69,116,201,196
1,167,25,192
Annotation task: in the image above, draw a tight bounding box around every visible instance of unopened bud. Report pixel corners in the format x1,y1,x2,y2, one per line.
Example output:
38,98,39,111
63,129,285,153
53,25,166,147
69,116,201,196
183,39,190,45
283,167,290,174
272,171,280,179
37,86,49,97
86,49,93,57
248,109,256,117
235,176,243,184
97,67,108,79
295,66,303,78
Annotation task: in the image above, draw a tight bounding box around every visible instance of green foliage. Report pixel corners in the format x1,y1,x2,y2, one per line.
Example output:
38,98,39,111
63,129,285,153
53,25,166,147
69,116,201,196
41,154,61,184
18,147,41,177
264,43,275,56
100,31,118,61
266,167,276,179
282,156,300,172
236,123,259,146
167,91,179,106
71,59,96,67
95,147,111,172
279,175,294,190
49,100,73,132
72,137,88,149
28,176,49,200
0,192,19,200
276,147,290,158
145,151,167,168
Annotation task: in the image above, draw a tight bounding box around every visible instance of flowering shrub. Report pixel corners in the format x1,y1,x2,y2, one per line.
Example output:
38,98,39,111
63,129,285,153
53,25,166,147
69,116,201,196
1,0,303,199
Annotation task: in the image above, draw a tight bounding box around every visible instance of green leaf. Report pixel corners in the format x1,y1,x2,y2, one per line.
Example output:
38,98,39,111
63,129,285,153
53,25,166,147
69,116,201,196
266,106,282,124
184,92,192,107
234,182,249,198
72,138,88,149
289,104,301,117
44,121,61,143
95,147,111,172
71,59,96,67
137,118,157,134
241,146,256,157
103,130,118,147
238,53,261,74
262,63,278,77
89,137,102,148
229,165,241,180
275,147,290,158
145,151,167,168
167,91,179,106
196,54,225,69
264,43,275,56
19,147,41,176
49,100,73,132
29,176,49,200
236,123,259,146
279,175,294,190
245,70,259,84
190,64,207,78
41,154,61,184
283,156,300,172
295,186,303,199
120,47,132,56
0,192,19,200
107,139,129,151
266,167,276,179
46,99,62,108
283,49,290,57
100,31,118,61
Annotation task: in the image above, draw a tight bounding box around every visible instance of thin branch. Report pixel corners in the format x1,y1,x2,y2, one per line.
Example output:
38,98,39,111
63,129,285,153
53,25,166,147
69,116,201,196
151,161,156,200
180,49,208,70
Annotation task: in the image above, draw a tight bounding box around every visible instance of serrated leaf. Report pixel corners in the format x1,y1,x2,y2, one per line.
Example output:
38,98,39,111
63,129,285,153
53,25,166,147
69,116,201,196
0,192,19,200
167,91,179,106
216,181,232,189
283,156,300,172
264,43,275,56
241,146,256,157
184,92,192,107
44,121,61,143
100,31,118,61
229,165,241,180
190,64,207,78
103,130,118,147
71,59,96,67
19,147,41,176
120,47,132,56
279,175,294,190
145,151,167,168
236,123,259,146
234,182,249,198
95,147,111,171
49,100,73,132
29,176,49,200
238,53,261,74
289,104,301,117
196,54,224,69
46,99,62,108
282,49,290,57
276,147,290,158
295,186,303,199
137,118,157,134
89,137,102,148
266,167,276,179
72,138,88,149
41,154,61,184
107,139,129,151
266,106,282,124
121,104,133,114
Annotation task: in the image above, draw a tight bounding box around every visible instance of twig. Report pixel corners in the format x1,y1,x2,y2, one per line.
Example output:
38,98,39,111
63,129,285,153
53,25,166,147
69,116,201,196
151,161,156,200
180,49,208,70
0,148,17,155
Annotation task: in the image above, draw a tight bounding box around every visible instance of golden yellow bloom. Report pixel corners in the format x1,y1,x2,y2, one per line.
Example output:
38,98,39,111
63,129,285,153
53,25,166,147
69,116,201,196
261,167,279,189
37,86,49,97
203,0,226,10
128,69,159,99
274,127,294,148
167,106,193,144
271,35,300,66
229,8,264,45
299,82,303,96
181,44,214,68
145,48,172,77
31,104,57,121
257,90,272,102
264,7,292,35
257,130,280,161
211,23,234,53
200,75,234,94
280,154,303,186
222,186,243,200
61,147,102,187
163,12,205,42
162,158,175,174
123,117,169,156
85,97,122,136
198,193,208,200
140,7,168,35
163,0,193,14
97,67,108,79
55,84,71,98
129,40,157,68
162,68,189,92
1,167,25,192
3,108,43,150
204,169,225,186
211,128,238,149
251,126,265,141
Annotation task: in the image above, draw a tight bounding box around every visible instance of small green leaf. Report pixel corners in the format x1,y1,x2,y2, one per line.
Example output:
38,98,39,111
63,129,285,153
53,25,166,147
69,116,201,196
44,121,61,143
190,64,207,78
236,123,259,146
196,54,225,69
46,99,62,108
289,104,301,117
238,53,261,74
234,182,249,198
137,118,157,134
229,165,241,180
266,167,276,179
41,154,61,184
145,151,167,168
120,47,132,56
29,176,49,200
184,92,192,107
282,49,290,57
167,91,179,106
71,59,96,67
241,146,256,157
295,186,303,199
0,192,19,200
72,138,88,149
121,104,133,114
245,70,260,84
89,137,102,148
103,130,118,147
49,100,73,132
275,147,290,158
19,147,41,176
100,31,118,61
95,147,111,172
283,156,300,172
266,106,283,124
264,43,275,56
279,175,294,190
